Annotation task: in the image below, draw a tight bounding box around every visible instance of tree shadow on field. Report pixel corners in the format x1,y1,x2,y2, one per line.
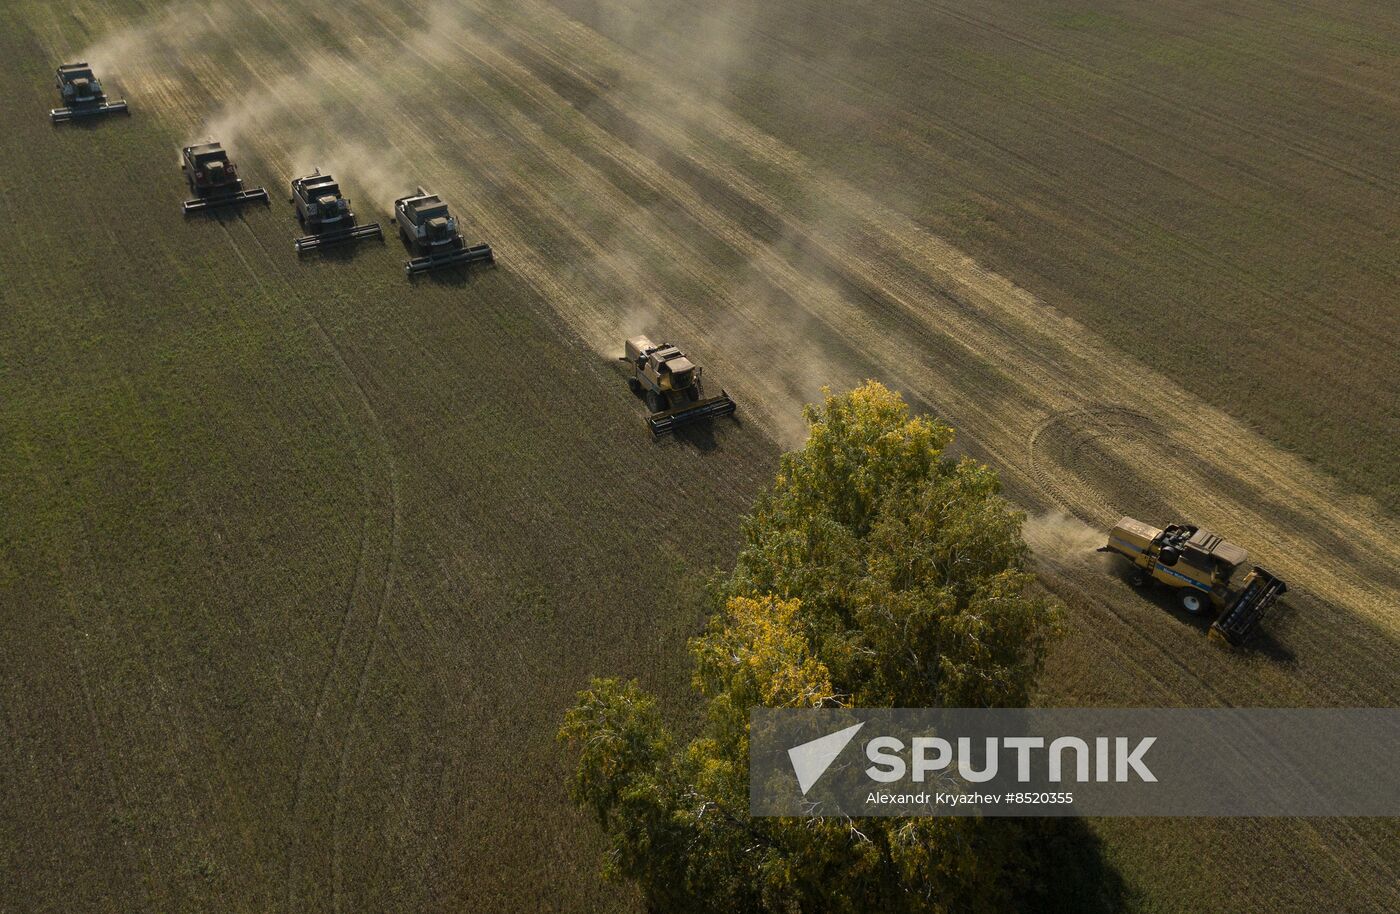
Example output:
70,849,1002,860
1010,817,1138,913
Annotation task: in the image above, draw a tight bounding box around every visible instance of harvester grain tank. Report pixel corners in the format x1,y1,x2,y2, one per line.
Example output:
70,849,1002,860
1098,516,1287,645
391,188,493,275
622,337,737,436
289,170,383,253
50,62,129,123
181,142,269,213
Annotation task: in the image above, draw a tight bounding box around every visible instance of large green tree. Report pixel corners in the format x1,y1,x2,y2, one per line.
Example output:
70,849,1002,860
560,382,1064,913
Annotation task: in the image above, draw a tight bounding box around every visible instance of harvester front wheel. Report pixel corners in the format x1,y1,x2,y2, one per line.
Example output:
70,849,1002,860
1179,591,1207,615
627,378,642,395
645,390,664,413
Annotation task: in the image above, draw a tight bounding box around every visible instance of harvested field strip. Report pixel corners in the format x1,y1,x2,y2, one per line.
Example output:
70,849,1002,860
459,0,1400,627
548,0,1400,509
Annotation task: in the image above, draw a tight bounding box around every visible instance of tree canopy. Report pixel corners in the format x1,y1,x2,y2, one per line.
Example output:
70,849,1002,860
560,382,1065,913
723,381,1057,708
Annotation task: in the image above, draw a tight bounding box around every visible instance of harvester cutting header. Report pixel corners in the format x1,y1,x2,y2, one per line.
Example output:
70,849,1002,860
51,62,128,123
1099,517,1287,646
623,337,736,436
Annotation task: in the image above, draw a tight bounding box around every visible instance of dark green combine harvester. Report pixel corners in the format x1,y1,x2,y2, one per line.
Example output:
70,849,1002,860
50,62,128,123
181,142,269,213
622,337,737,436
289,170,383,253
391,188,493,276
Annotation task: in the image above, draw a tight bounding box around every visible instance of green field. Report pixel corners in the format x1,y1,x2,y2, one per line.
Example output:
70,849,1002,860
2,1,1397,912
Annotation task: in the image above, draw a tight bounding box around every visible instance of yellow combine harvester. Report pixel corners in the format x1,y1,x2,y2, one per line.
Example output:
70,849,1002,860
1099,517,1287,646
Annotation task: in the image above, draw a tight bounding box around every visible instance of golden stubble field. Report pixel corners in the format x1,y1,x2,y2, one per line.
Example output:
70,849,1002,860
2,1,1397,912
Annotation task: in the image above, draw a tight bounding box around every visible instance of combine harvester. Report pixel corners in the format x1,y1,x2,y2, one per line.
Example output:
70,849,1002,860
180,142,269,213
289,170,382,253
50,62,128,123
1099,517,1288,646
622,337,737,436
391,188,493,276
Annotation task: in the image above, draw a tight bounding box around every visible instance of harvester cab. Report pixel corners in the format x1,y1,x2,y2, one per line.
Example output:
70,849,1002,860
181,142,270,213
51,62,129,123
392,188,493,275
1099,516,1287,645
289,170,383,253
622,336,737,436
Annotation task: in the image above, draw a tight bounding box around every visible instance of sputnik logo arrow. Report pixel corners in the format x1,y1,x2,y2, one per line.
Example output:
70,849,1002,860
788,722,865,794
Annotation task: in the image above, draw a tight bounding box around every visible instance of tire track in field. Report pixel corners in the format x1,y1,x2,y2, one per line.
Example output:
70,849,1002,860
68,7,414,901
166,35,497,909
237,232,402,914
197,193,394,914
204,212,401,914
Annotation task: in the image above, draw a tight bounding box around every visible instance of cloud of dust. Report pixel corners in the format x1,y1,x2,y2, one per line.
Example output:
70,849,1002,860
197,44,423,210
1021,511,1109,566
67,0,922,451
289,141,418,216
70,0,435,205
407,0,481,65
200,75,295,158
616,295,664,343
77,2,234,80
539,1,899,446
699,264,864,447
